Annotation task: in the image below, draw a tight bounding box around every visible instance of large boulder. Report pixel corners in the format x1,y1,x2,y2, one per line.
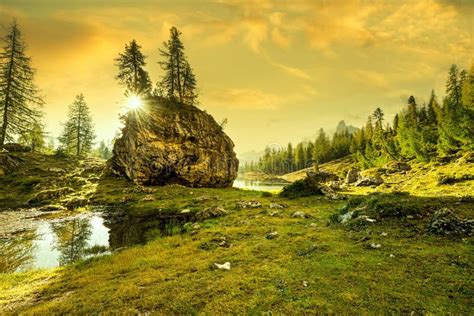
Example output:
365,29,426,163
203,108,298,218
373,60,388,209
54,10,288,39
345,167,360,184
107,98,239,187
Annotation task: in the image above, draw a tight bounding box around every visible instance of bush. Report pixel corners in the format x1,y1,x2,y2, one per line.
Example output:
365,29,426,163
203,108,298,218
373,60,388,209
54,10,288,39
279,179,322,198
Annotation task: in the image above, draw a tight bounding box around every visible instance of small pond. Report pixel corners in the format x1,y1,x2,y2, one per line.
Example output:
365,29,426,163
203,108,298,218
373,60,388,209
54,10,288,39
0,210,187,273
233,178,288,192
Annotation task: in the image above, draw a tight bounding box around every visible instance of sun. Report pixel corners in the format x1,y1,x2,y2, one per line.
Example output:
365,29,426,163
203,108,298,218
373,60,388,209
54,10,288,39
126,95,142,111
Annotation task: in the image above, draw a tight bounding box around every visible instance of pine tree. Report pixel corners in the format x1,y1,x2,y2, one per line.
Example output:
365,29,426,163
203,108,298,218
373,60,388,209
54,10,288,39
0,20,43,146
115,40,152,97
438,64,465,154
59,94,95,156
295,143,305,170
158,27,197,105
313,129,331,164
18,121,45,152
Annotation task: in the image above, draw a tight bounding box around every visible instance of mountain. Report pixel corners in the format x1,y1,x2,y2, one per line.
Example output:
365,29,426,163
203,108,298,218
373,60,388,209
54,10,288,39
336,120,359,134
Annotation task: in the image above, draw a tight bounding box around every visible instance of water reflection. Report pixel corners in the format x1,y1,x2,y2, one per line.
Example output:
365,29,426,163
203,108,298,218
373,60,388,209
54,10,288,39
0,211,186,272
0,231,36,273
52,218,92,265
233,178,287,192
105,214,186,249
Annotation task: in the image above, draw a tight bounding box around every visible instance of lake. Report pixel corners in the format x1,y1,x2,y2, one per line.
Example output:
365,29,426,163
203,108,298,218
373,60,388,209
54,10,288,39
233,178,288,192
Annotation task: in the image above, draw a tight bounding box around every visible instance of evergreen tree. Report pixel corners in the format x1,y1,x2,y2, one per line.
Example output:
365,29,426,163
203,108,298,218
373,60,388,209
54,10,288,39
313,129,331,164
0,20,43,146
438,64,465,154
97,140,112,159
295,143,305,170
59,94,95,156
286,143,294,172
158,27,197,105
18,121,45,152
115,40,152,97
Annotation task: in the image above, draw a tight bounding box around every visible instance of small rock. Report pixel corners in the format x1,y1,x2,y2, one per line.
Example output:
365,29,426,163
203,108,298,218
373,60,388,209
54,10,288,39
358,215,376,223
302,281,308,287
309,223,317,228
236,200,262,209
213,262,231,271
269,211,280,217
180,208,191,214
381,232,388,237
142,195,155,202
369,243,382,249
269,203,287,209
292,211,310,218
389,254,395,258
196,206,228,220
266,231,279,239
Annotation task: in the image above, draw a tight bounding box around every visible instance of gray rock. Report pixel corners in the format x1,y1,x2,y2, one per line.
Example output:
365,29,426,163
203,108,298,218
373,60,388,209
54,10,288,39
269,203,287,209
355,175,383,187
107,98,238,187
266,231,279,239
196,206,228,220
293,211,310,218
345,168,360,184
236,200,262,209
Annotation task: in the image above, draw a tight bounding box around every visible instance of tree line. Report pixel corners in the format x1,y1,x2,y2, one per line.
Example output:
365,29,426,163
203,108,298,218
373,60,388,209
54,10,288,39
0,20,196,157
243,63,473,174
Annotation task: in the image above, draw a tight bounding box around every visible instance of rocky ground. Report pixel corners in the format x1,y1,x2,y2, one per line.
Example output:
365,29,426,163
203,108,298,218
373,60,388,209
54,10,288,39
0,151,473,313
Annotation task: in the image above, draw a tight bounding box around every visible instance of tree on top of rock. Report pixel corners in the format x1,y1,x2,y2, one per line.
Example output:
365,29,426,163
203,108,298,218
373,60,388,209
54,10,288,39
0,20,44,146
158,27,198,105
115,40,152,97
59,94,95,156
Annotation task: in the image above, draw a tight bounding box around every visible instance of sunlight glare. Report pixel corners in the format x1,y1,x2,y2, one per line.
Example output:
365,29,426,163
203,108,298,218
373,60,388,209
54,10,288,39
126,95,142,111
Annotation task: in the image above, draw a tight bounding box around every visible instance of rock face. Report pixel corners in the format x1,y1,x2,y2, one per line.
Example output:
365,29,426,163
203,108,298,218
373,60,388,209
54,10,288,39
108,98,239,187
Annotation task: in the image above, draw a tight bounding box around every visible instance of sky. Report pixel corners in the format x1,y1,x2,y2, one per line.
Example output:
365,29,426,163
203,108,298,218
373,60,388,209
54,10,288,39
0,0,472,154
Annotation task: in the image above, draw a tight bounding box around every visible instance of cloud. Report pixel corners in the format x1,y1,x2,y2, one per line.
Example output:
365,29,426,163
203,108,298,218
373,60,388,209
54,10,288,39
203,87,280,110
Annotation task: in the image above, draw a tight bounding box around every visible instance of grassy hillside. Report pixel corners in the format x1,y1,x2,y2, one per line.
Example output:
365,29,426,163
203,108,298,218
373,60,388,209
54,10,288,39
0,152,473,314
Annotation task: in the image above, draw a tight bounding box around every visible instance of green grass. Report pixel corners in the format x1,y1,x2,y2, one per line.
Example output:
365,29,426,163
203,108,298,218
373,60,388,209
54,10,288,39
0,152,473,313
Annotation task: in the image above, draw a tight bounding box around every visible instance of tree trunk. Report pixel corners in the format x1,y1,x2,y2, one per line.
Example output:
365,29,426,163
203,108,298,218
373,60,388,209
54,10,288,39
0,26,17,146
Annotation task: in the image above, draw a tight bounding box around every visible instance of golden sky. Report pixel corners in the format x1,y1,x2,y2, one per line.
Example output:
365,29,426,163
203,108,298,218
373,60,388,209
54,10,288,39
0,0,472,153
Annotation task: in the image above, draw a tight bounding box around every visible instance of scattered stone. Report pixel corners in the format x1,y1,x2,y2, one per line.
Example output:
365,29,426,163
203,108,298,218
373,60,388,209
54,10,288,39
427,208,473,236
292,211,311,219
269,203,287,209
213,262,231,271
107,98,239,187
309,223,317,228
142,195,155,202
196,206,228,220
339,210,355,224
355,175,384,187
369,243,382,249
389,254,395,258
236,200,262,209
266,231,279,239
1,143,31,152
345,168,360,184
320,185,344,200
357,215,376,223
180,208,191,214
268,211,280,217
302,281,308,287
381,232,388,237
